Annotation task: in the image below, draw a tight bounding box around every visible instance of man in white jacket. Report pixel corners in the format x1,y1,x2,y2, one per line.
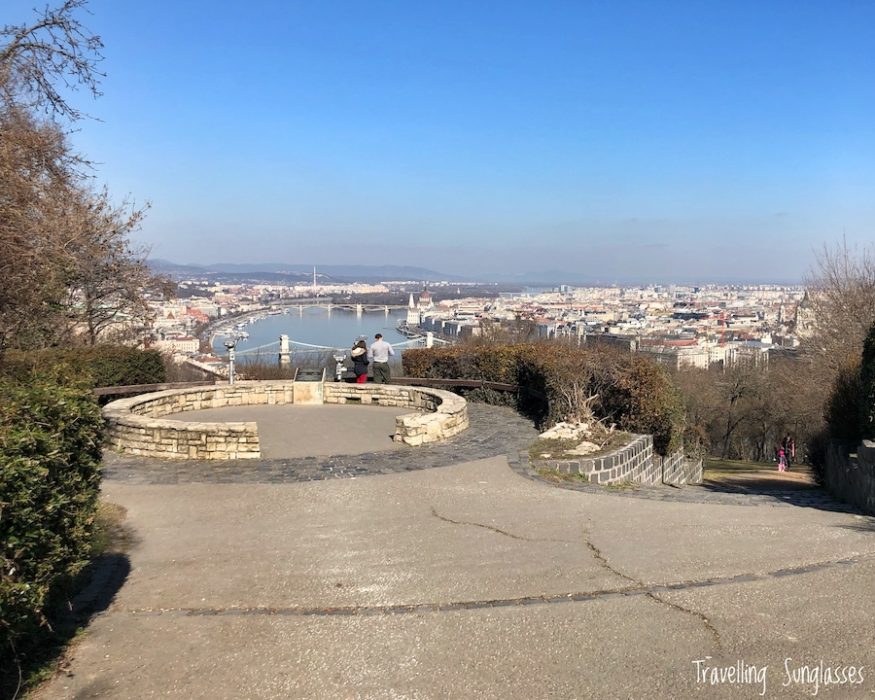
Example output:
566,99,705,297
368,333,395,384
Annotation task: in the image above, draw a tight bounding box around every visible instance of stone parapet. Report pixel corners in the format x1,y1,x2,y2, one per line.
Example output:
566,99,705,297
103,381,468,459
323,383,468,446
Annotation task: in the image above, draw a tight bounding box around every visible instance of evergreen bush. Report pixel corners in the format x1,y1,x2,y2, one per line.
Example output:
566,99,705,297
824,362,864,443
0,373,103,680
0,345,165,388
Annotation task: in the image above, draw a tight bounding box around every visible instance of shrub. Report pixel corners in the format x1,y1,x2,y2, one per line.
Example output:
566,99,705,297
0,345,165,388
596,354,685,455
402,344,520,384
805,428,830,485
0,373,103,683
403,343,685,454
825,361,864,443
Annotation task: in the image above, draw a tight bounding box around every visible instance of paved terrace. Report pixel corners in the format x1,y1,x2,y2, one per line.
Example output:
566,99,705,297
38,404,875,699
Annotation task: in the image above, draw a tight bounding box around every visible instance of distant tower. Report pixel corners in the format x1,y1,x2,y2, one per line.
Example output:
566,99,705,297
794,290,816,339
406,293,420,326
312,266,317,296
418,285,434,311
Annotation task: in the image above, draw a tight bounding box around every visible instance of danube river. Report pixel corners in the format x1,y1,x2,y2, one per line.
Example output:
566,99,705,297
211,307,411,361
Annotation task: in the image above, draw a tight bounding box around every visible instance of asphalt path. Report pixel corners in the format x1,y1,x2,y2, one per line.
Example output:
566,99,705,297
35,407,875,699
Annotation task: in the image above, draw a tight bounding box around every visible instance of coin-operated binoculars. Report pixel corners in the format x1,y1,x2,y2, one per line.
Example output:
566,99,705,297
223,339,237,385
332,352,347,382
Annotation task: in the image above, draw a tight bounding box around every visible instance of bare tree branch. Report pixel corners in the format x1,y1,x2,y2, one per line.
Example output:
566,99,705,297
0,0,104,122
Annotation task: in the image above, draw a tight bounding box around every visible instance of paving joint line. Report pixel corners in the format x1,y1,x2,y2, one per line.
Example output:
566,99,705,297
114,551,875,620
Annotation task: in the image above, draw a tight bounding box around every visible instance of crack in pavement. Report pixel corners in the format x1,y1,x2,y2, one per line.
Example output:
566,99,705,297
115,551,875,620
583,538,638,585
645,591,723,648
430,506,565,543
583,527,723,648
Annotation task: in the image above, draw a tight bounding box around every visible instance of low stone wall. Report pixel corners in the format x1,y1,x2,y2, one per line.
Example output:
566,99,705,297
655,451,704,486
542,434,655,485
323,383,468,446
102,386,268,460
103,381,468,459
540,435,701,486
824,439,875,515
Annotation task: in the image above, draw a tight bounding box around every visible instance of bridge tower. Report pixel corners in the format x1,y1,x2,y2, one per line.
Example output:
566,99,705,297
356,304,363,317
278,334,291,365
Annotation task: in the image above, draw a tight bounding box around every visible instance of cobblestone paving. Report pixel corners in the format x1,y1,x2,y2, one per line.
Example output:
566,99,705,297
103,404,859,513
101,404,538,485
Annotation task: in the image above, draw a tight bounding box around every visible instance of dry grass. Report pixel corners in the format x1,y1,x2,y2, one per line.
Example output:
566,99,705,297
535,467,590,484
90,501,133,556
528,430,633,462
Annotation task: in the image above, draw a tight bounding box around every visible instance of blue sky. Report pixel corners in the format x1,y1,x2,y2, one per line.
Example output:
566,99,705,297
6,0,874,282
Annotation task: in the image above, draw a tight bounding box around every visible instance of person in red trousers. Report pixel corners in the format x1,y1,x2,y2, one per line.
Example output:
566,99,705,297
351,339,369,383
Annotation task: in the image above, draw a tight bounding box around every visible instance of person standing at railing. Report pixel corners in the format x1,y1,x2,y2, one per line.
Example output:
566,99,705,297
368,333,395,384
350,339,369,384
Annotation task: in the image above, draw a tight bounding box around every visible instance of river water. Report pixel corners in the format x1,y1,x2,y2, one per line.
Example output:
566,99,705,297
212,307,411,361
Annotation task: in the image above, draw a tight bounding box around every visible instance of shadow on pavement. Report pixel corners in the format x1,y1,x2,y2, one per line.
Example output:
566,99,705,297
1,554,131,699
697,462,860,513
836,518,875,533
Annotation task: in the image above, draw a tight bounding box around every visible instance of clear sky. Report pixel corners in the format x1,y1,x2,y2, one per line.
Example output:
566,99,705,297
7,0,874,282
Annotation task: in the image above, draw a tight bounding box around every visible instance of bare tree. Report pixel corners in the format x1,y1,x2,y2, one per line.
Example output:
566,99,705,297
0,2,165,353
804,239,875,371
0,108,80,349
60,191,171,345
670,367,722,455
472,318,538,344
0,0,103,121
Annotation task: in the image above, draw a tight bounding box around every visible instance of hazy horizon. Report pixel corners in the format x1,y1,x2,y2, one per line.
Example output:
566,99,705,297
151,257,810,287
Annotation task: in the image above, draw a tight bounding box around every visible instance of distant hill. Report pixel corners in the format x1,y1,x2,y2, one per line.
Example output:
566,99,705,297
148,259,211,275
148,260,470,283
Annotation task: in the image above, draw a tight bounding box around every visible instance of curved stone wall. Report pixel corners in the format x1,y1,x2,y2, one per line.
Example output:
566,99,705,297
323,383,468,447
103,381,468,460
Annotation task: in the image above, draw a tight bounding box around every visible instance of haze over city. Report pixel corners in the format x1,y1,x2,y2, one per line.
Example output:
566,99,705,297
9,0,874,283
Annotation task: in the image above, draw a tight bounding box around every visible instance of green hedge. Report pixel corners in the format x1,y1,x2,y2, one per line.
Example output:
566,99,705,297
0,374,103,679
403,343,685,455
0,345,165,388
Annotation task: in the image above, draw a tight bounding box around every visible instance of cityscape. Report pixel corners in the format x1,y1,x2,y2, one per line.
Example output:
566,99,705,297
147,267,811,377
